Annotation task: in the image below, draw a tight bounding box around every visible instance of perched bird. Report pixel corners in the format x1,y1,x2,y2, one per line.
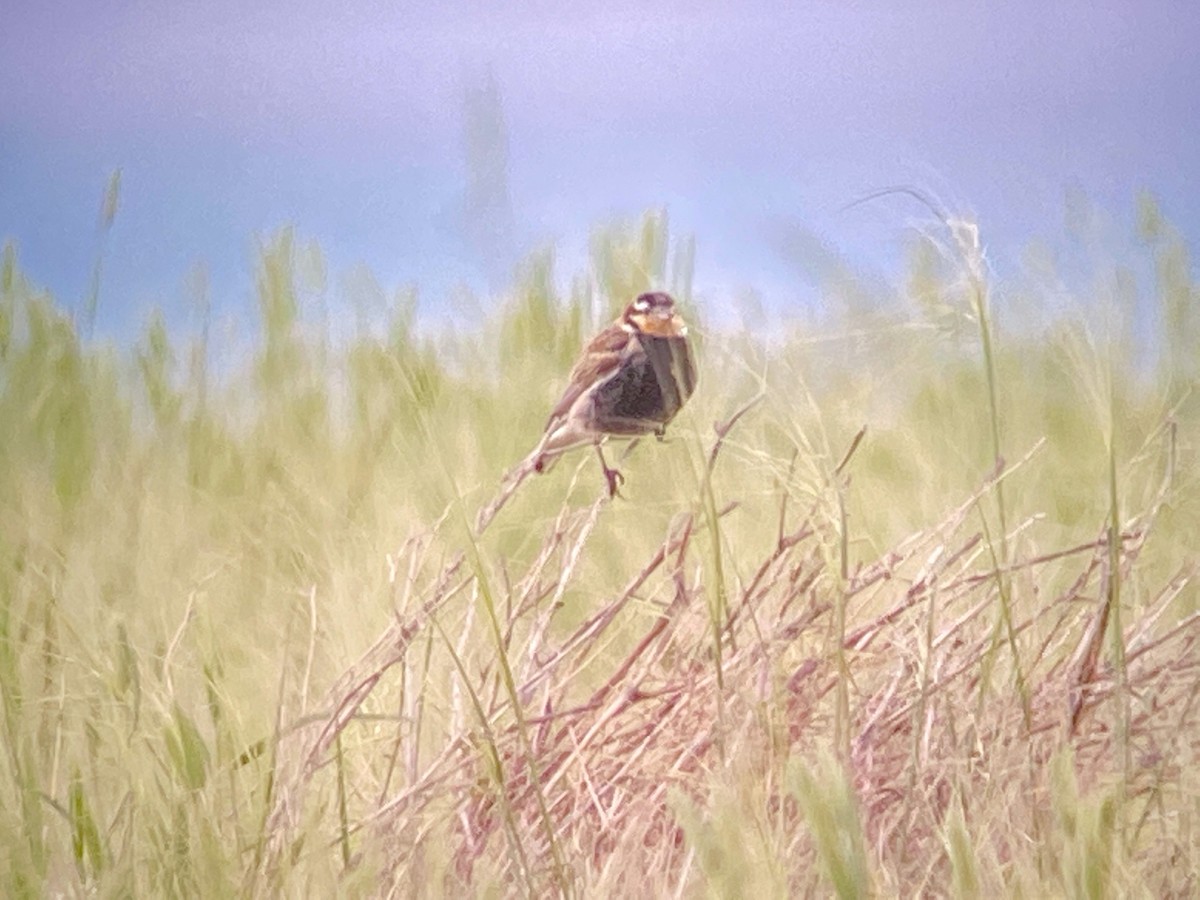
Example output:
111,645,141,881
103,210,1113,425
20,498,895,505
529,290,698,496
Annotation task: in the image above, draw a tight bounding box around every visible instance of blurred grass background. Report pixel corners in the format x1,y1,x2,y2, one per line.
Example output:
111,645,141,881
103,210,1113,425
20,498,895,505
0,196,1196,896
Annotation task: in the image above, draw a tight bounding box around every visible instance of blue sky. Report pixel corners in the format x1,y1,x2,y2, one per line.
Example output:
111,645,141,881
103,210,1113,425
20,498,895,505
1,2,1197,340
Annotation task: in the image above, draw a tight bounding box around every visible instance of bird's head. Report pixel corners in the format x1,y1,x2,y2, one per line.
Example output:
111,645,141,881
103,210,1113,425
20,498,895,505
625,291,688,338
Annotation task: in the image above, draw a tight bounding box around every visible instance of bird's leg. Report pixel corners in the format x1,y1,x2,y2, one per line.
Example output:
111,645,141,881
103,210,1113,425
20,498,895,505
594,444,625,498
654,425,667,442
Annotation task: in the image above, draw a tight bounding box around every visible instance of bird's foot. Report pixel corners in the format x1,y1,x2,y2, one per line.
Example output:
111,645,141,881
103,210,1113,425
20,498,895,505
654,426,667,443
602,465,625,498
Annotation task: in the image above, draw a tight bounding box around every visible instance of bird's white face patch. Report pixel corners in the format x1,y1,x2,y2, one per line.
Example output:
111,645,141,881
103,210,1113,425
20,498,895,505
632,293,676,318
626,293,686,336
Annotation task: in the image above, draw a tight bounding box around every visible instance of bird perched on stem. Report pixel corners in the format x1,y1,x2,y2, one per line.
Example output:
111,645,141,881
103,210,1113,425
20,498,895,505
475,291,697,534
530,290,697,495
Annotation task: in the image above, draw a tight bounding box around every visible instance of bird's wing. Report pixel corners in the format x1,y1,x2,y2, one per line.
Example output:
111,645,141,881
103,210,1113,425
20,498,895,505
544,326,640,428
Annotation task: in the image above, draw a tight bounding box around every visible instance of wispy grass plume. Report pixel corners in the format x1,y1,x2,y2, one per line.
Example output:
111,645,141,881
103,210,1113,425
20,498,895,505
0,201,1197,897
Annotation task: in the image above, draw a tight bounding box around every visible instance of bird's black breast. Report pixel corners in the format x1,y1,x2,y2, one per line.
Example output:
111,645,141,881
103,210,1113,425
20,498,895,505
591,334,696,434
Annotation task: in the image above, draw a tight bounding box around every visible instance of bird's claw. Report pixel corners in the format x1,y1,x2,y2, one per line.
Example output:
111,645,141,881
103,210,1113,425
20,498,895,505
603,466,625,498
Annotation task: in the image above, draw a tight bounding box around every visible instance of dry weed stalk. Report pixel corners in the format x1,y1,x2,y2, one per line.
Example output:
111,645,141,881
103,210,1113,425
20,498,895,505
255,408,1198,897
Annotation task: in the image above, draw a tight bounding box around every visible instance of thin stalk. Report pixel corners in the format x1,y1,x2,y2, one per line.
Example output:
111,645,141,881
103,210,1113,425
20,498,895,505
335,733,351,869
1107,386,1130,837
900,570,939,863
457,506,573,897
430,612,537,895
699,439,728,725
832,426,864,764
834,488,851,763
966,229,1027,724
690,394,763,761
845,188,1024,712
972,502,1031,727
248,615,293,895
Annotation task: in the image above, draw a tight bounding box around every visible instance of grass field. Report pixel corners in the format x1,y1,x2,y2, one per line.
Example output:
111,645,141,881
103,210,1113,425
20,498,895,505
1,201,1197,897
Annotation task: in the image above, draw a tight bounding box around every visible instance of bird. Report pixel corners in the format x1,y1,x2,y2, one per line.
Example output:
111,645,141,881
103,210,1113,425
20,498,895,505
528,290,698,496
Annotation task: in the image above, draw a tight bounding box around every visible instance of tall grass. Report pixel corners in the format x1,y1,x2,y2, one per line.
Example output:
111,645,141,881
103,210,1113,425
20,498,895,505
0,200,1197,897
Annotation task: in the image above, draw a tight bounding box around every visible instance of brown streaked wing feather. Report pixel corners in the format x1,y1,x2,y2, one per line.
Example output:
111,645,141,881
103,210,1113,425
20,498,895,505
544,325,638,427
